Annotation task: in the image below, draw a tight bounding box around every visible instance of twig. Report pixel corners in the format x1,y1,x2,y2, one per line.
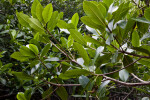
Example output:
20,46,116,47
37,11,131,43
123,88,134,100
131,73,148,83
95,57,142,76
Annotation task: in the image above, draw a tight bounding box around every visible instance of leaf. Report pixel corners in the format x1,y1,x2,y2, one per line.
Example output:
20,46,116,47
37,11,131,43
98,2,107,17
17,92,26,100
112,2,130,24
119,69,129,82
103,0,114,8
20,46,35,57
71,13,79,28
12,72,34,80
84,35,101,46
47,11,59,32
83,1,106,26
42,3,53,23
79,75,90,88
142,97,150,100
123,55,134,73
81,16,105,31
11,52,29,61
67,35,74,48
42,87,53,99
73,42,90,65
137,22,149,34
31,0,40,18
69,29,86,45
132,17,150,24
36,3,43,22
56,87,68,100
29,44,39,55
97,80,110,98
57,20,69,29
133,45,150,55
16,12,30,27
59,69,90,79
41,43,51,57
28,18,45,32
132,31,140,47
61,37,67,48
144,7,150,21
24,88,32,100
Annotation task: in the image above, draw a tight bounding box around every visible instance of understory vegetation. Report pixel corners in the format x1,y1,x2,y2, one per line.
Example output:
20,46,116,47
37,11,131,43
1,0,150,100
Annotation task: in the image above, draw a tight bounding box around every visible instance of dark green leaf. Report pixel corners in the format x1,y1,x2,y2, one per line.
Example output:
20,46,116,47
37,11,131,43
132,31,140,47
144,7,150,21
59,69,90,79
56,87,68,100
41,43,51,57
123,55,134,73
79,75,90,88
29,44,39,55
12,72,34,80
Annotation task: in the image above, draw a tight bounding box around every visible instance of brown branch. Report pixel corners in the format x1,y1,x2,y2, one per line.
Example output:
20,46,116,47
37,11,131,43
131,73,148,83
95,57,142,76
103,75,150,86
123,88,134,100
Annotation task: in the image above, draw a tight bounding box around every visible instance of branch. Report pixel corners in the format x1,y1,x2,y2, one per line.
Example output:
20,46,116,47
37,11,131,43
103,75,150,86
131,73,148,83
95,57,142,76
123,88,134,100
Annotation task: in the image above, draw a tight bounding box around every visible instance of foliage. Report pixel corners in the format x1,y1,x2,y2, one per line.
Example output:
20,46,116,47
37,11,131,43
1,0,150,99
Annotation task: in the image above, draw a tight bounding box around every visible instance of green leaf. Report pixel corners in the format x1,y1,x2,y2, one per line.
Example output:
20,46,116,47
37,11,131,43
123,55,134,73
42,87,53,99
83,1,106,26
28,18,45,32
59,69,90,79
84,35,101,46
61,37,67,48
17,92,26,100
11,52,29,61
73,42,90,65
98,2,106,17
67,35,74,48
144,7,150,21
57,20,69,29
79,75,90,88
69,29,86,45
137,22,149,34
29,44,39,55
20,46,35,57
24,88,32,100
16,12,30,27
41,43,51,57
31,0,40,18
12,72,34,80
103,0,113,8
36,3,43,22
119,69,129,82
133,45,150,55
132,17,150,24
42,3,53,23
56,87,68,100
81,16,105,32
71,13,79,28
132,31,140,47
112,2,130,24
47,11,59,32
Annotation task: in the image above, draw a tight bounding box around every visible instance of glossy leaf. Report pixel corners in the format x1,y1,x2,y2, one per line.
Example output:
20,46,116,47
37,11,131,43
132,31,140,47
81,16,105,31
47,11,59,32
56,87,68,100
11,52,29,61
16,12,30,27
71,13,79,28
29,44,39,55
83,1,106,26
123,55,134,73
79,75,90,88
144,7,150,21
17,92,26,100
36,3,43,22
98,2,106,17
12,72,34,80
69,29,86,45
31,0,39,18
41,43,51,57
73,42,90,65
28,18,45,32
20,46,35,57
42,3,53,23
132,17,150,24
103,0,114,8
59,69,90,79
42,87,53,99
84,35,101,46
119,69,129,82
